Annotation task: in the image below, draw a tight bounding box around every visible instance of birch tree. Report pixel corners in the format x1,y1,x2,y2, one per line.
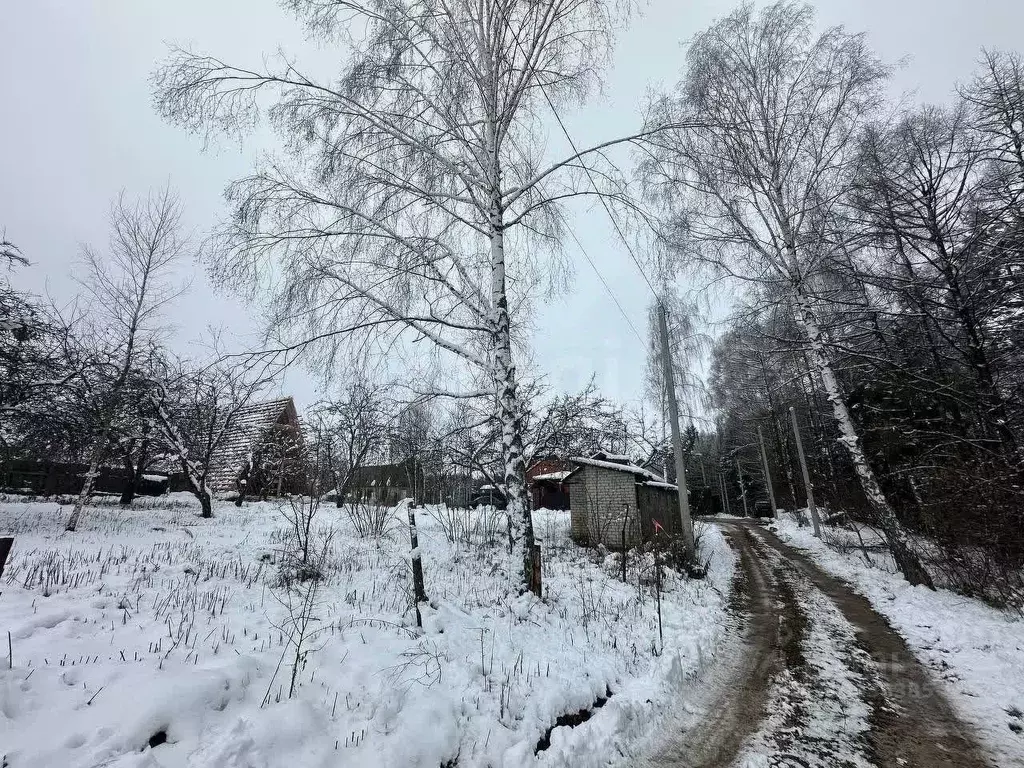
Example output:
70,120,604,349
153,0,650,591
642,1,932,585
642,292,711,453
65,188,187,531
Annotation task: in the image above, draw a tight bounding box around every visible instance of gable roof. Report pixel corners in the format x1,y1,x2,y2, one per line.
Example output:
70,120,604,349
206,397,300,492
564,451,668,484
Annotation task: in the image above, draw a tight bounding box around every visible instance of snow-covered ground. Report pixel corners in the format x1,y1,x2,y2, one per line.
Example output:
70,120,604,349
770,517,1024,767
0,497,734,768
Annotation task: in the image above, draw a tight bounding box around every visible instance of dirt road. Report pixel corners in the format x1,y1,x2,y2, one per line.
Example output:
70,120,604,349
644,520,999,768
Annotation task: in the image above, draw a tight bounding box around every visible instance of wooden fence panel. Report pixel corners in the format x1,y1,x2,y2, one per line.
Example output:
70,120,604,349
636,485,680,541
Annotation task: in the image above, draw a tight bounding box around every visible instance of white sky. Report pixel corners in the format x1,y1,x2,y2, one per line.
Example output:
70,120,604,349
3,0,1022,411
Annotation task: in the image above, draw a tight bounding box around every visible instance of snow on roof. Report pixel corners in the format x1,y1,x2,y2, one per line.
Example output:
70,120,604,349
531,471,571,482
596,452,632,462
568,456,667,483
642,480,679,491
206,397,299,492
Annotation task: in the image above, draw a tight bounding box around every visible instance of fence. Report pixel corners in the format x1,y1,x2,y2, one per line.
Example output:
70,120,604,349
0,460,168,497
635,484,680,541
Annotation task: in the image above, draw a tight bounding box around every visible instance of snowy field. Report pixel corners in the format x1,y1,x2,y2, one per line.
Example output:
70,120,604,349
770,516,1024,767
0,496,733,768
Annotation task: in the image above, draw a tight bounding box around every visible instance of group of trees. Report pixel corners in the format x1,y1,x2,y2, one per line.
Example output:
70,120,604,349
3,191,660,535
645,2,1024,603
304,376,673,510
9,0,1020,601
0,189,271,526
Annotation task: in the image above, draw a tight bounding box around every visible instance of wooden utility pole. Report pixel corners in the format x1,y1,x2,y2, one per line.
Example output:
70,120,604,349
789,406,821,537
657,302,695,559
0,536,12,582
735,456,749,516
757,426,779,518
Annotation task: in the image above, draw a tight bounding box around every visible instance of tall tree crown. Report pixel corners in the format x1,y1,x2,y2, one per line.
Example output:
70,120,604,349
154,0,632,371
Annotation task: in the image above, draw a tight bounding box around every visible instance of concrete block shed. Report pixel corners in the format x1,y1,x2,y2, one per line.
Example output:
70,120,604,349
564,451,680,549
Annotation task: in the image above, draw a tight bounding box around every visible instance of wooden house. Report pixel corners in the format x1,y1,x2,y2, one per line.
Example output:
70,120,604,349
346,458,422,505
564,450,680,549
204,397,305,497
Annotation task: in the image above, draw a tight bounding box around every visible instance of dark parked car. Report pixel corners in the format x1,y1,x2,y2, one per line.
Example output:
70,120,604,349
469,487,507,510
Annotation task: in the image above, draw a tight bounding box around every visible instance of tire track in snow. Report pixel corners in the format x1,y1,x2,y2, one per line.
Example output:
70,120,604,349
639,521,996,768
750,524,996,768
642,525,783,768
735,538,876,767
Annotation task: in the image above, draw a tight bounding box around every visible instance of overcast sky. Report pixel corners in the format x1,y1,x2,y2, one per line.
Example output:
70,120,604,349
3,0,1022,412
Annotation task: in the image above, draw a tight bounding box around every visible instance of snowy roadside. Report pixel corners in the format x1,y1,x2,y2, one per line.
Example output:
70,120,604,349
0,499,733,768
769,517,1024,766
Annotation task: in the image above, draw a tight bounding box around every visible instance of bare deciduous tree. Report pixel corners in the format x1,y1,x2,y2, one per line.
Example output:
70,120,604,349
642,1,932,586
153,0,658,591
150,358,266,518
65,187,187,531
642,291,711,461
1,233,26,269
308,380,389,506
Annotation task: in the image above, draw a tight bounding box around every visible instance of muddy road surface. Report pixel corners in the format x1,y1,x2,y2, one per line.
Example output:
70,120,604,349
642,521,999,768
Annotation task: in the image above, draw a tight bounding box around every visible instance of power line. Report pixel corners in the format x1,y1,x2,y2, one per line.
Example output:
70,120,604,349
560,213,646,345
546,101,661,298
497,119,643,346
494,4,662,300
503,121,646,346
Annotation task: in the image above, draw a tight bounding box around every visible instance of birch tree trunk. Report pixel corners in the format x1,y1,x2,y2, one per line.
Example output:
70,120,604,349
792,288,933,587
489,192,534,593
154,0,638,595
65,441,105,532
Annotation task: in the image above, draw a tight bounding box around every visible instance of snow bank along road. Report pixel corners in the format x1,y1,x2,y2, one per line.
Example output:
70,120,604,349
645,520,1002,768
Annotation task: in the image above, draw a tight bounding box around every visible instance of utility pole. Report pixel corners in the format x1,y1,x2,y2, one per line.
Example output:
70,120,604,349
789,406,821,537
735,456,749,516
757,426,778,518
657,301,695,558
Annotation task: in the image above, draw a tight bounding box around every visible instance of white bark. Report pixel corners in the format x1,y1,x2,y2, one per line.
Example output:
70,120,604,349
489,183,532,589
642,3,933,587
792,288,932,586
65,446,102,532
154,0,640,593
